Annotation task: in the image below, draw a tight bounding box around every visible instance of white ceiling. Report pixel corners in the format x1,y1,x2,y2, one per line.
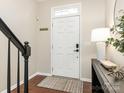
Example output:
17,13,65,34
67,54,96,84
36,0,48,2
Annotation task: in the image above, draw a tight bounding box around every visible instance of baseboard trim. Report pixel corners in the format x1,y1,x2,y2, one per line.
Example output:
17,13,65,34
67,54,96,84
36,72,52,76
80,78,92,82
1,73,38,93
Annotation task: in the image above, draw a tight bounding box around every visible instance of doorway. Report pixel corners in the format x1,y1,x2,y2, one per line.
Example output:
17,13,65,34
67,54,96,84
51,3,81,79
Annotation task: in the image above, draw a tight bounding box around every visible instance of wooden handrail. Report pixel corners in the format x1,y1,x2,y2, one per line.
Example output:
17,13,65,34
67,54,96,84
0,18,25,54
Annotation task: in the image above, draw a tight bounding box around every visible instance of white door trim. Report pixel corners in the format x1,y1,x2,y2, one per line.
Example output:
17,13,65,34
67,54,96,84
51,3,82,79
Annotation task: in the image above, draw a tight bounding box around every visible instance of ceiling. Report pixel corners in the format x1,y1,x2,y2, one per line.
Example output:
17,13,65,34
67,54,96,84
36,0,47,2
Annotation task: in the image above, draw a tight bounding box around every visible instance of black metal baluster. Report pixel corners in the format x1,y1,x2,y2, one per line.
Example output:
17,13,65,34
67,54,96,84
17,50,20,93
7,39,11,93
24,59,28,93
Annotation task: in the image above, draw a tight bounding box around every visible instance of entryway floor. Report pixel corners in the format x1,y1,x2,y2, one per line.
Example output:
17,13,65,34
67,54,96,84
12,75,92,93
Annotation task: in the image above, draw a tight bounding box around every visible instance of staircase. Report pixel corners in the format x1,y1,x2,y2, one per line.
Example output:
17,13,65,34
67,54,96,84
0,18,31,93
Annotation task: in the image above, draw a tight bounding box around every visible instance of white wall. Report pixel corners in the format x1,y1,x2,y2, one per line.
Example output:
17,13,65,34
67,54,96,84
106,0,124,66
36,0,106,80
0,0,38,92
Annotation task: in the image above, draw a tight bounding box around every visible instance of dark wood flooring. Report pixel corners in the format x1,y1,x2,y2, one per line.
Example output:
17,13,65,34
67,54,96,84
12,75,91,93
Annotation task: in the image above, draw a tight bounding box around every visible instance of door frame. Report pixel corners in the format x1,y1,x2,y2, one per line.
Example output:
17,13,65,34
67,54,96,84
51,3,82,79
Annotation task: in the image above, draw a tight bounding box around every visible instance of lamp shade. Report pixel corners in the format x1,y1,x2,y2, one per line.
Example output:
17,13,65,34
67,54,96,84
91,28,110,42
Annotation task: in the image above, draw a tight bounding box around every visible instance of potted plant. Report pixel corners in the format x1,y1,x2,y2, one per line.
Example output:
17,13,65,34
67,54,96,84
106,10,124,53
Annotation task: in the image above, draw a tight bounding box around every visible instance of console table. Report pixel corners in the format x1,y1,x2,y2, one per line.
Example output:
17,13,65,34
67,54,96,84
92,59,124,93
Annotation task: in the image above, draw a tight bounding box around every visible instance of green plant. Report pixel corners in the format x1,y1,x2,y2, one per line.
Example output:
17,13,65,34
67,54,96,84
106,10,124,53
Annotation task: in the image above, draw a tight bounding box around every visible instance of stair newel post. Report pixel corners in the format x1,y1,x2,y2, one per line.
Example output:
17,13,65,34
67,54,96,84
23,41,31,93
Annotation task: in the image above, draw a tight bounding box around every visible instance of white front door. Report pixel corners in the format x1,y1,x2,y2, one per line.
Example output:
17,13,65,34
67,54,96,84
52,16,80,79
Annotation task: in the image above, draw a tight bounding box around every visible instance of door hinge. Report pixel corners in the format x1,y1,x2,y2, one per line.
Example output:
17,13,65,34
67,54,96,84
52,44,53,49
52,67,54,72
52,23,53,27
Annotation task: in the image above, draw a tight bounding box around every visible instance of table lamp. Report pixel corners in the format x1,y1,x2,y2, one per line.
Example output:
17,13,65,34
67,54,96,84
91,28,110,61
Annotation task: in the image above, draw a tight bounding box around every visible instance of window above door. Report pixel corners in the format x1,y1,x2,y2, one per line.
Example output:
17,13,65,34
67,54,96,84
52,3,81,18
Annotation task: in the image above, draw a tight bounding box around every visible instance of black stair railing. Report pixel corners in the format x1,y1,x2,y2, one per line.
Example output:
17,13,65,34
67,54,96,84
0,18,31,93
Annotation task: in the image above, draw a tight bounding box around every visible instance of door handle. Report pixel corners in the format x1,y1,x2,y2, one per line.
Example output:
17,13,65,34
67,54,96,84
74,49,79,52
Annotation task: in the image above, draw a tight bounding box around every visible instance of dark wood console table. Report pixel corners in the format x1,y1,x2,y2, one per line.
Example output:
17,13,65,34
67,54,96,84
92,59,124,93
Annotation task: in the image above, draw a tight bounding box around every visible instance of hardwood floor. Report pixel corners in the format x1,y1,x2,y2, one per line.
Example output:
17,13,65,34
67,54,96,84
12,75,92,93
